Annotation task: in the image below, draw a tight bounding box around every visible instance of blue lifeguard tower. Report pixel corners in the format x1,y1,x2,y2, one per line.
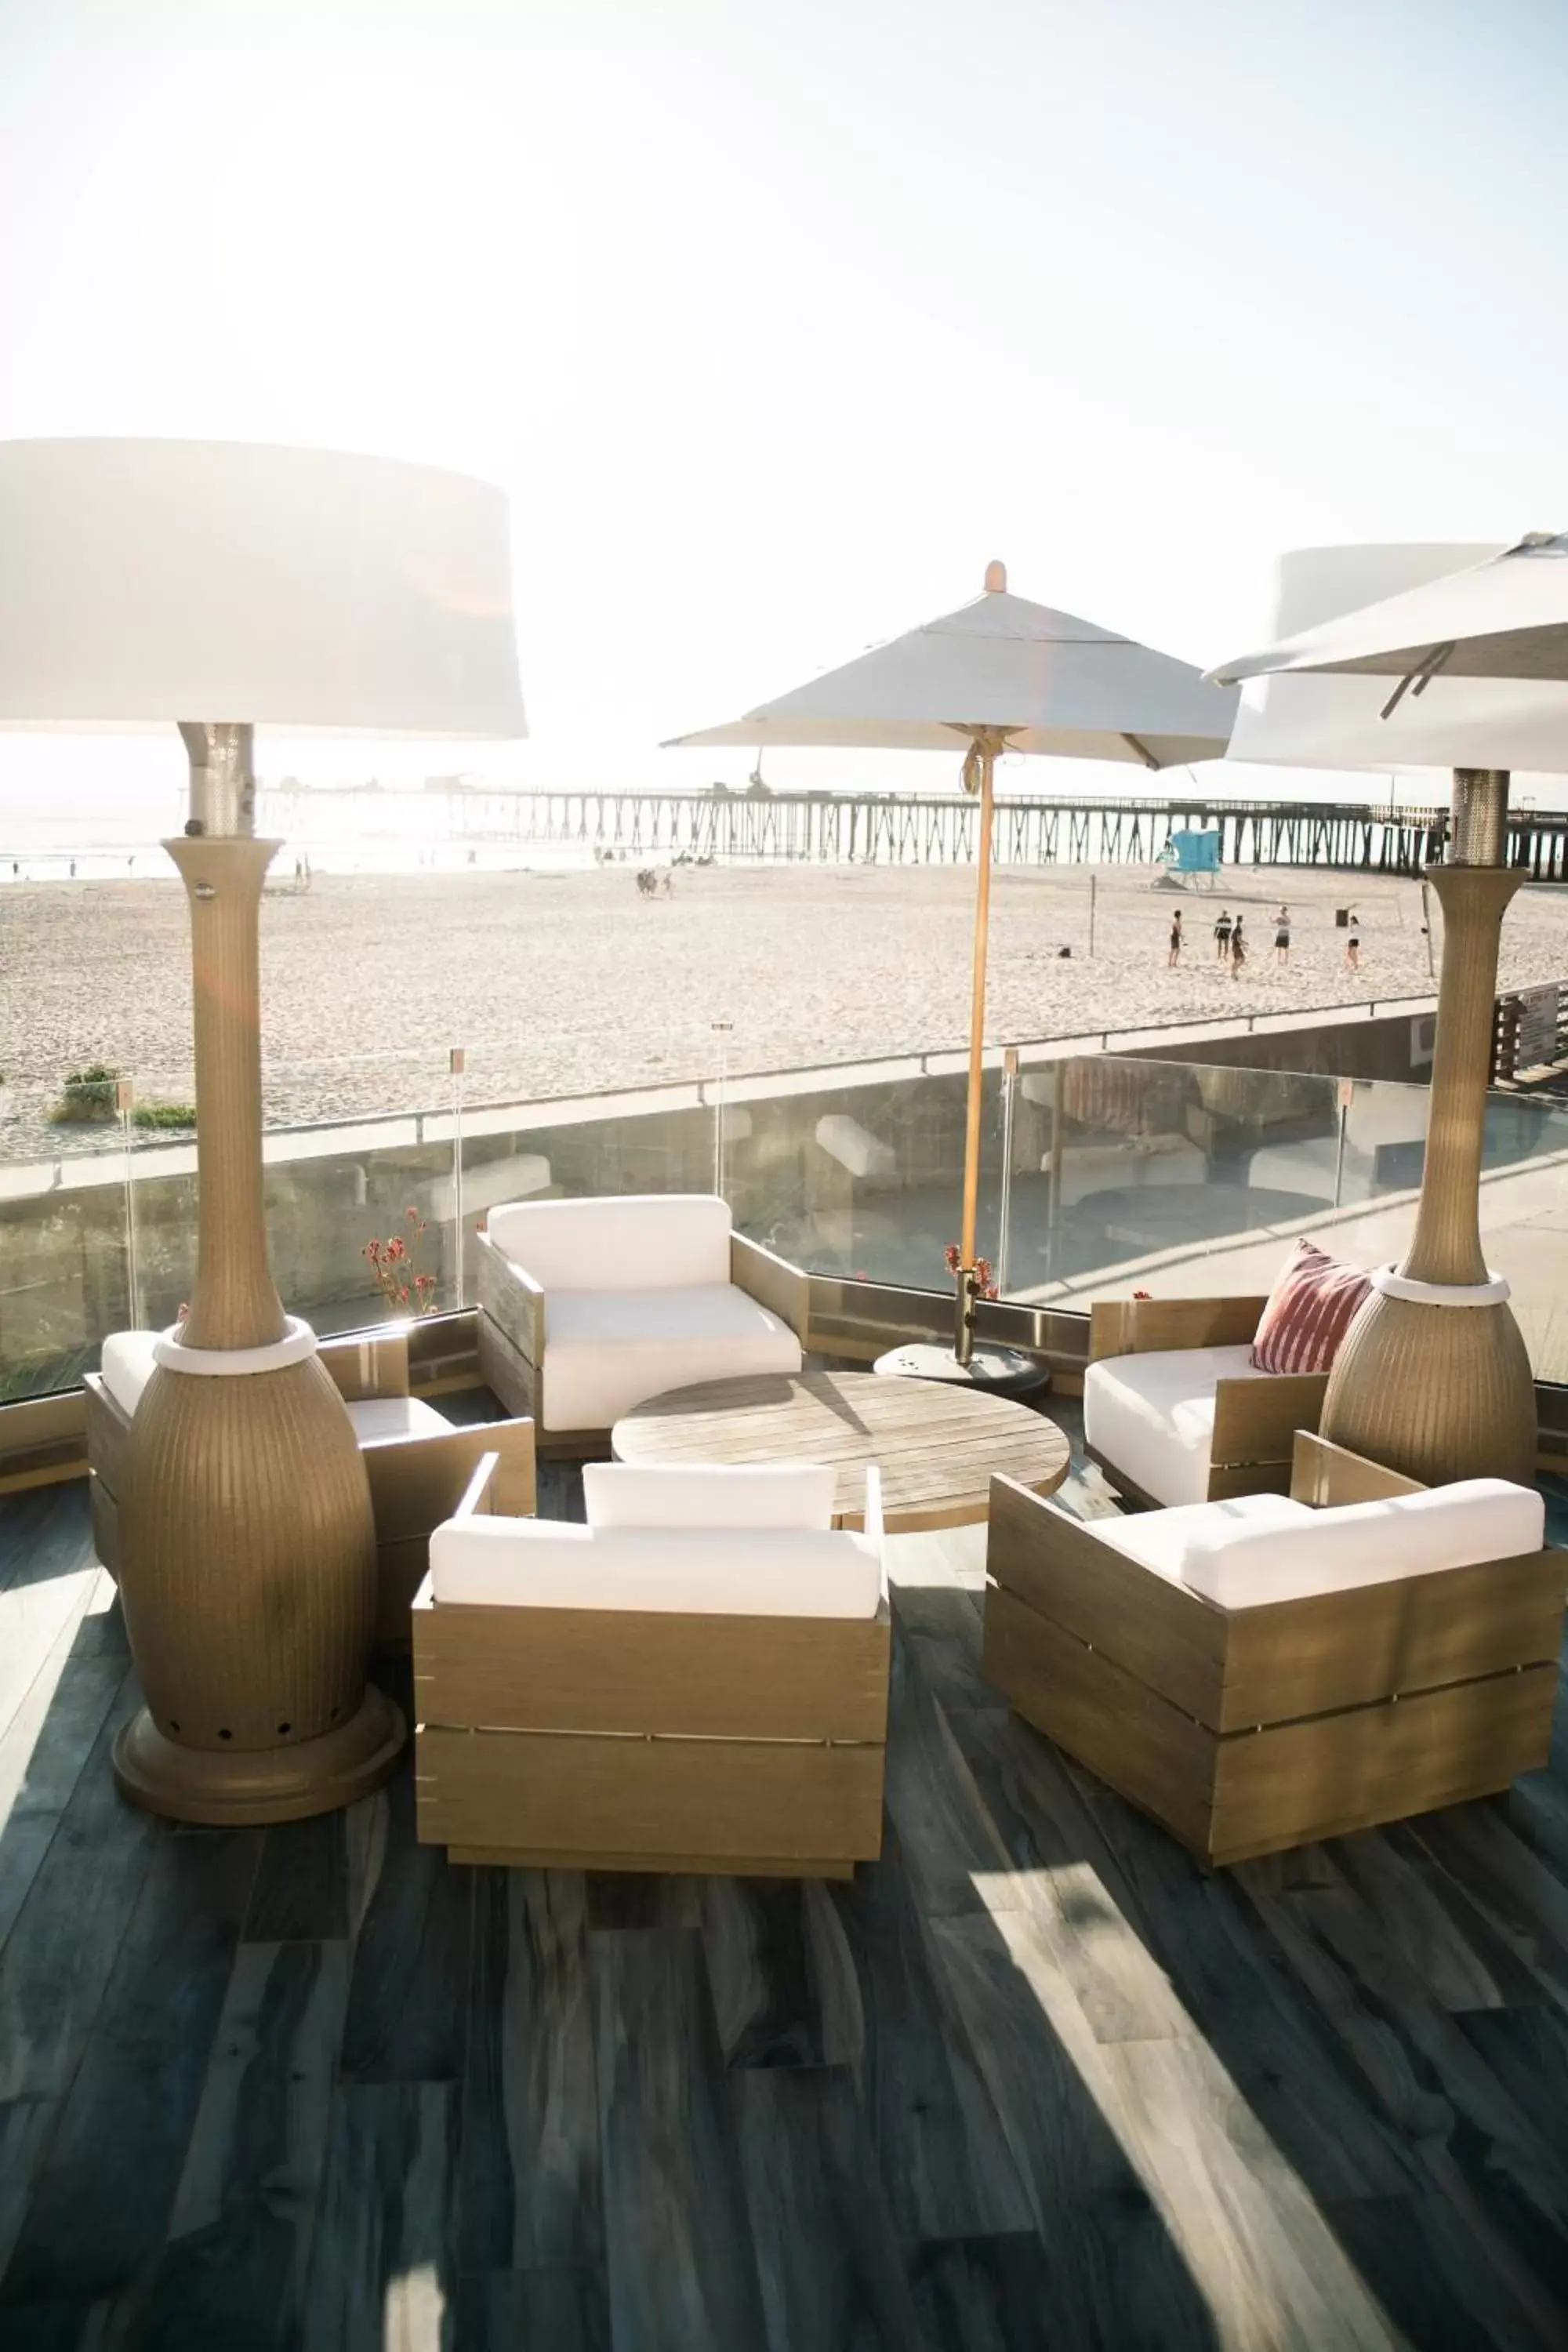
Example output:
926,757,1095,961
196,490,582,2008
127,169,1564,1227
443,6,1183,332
1157,828,1221,889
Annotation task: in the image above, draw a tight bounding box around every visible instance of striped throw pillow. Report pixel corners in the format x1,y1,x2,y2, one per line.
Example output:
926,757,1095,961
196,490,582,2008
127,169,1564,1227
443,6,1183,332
1250,1240,1372,1375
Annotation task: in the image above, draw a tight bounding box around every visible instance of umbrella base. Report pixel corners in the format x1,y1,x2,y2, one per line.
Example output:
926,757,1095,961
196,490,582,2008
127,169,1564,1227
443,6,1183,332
873,1341,1051,1400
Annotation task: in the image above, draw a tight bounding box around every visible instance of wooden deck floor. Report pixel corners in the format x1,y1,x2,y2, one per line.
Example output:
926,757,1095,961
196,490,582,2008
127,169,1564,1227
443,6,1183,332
2,1417,1568,2349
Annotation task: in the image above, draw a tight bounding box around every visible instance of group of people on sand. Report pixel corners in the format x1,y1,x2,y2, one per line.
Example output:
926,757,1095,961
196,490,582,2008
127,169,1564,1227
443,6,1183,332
1166,902,1361,975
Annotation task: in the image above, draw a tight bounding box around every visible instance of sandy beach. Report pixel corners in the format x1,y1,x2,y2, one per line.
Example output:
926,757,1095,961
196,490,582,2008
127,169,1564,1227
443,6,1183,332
4,861,1565,1137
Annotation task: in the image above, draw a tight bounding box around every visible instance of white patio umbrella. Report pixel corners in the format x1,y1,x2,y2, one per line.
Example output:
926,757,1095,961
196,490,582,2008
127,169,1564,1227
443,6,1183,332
1211,531,1568,699
669,563,1238,1382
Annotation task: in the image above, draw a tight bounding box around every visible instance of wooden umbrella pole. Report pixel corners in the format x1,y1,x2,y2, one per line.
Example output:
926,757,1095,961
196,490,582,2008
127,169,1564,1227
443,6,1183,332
956,732,1000,1363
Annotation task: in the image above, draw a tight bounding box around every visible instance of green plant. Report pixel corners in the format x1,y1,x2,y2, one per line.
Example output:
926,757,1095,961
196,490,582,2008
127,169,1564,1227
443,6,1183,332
131,1102,198,1131
51,1062,120,1123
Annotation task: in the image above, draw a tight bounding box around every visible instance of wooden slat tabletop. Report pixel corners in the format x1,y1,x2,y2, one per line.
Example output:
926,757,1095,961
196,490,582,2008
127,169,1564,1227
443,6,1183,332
612,1370,1070,1531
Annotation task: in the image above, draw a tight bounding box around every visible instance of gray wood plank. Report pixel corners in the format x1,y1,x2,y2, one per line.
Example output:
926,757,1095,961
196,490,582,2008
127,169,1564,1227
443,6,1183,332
243,1812,349,1943
1324,2190,1563,2352
454,2263,611,2350
0,1823,259,2307
727,2065,925,2352
1052,1749,1418,2202
459,1869,601,2273
0,2103,57,2283
880,1632,1010,1921
0,1678,155,2102
1236,1859,1568,2322
1331,1824,1548,2011
134,1939,350,2352
807,1835,1033,2243
0,1636,127,1956
590,1924,768,2352
300,2082,459,2352
339,1763,472,2082
907,2234,1054,2352
927,1907,1231,2348
700,1875,823,2068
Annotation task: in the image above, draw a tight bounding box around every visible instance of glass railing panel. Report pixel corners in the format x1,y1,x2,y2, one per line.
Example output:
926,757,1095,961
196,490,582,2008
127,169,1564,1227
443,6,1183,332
0,1072,134,1397
996,1054,1341,1302
723,1050,1009,1294
258,1050,458,1336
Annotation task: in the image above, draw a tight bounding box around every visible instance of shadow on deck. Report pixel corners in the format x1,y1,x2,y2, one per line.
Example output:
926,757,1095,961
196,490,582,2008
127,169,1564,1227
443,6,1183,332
2,1398,1568,2348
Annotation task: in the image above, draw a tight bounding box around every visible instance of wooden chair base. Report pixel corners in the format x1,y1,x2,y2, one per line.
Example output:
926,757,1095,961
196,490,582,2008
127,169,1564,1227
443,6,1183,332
446,1846,855,1879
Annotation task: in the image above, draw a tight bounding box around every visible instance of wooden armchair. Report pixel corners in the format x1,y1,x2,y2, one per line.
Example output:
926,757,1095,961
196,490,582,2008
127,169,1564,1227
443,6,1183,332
1084,1293,1328,1507
86,1323,535,1644
983,1432,1563,1867
414,1454,889,1877
475,1193,807,1453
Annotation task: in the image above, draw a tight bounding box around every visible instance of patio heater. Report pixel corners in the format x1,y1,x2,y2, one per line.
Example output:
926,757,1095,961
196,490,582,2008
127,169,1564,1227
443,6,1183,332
1213,541,1568,1486
0,439,525,1822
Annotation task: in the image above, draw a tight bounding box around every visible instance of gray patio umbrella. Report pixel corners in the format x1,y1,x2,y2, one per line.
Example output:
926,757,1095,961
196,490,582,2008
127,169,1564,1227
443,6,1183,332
669,563,1238,1382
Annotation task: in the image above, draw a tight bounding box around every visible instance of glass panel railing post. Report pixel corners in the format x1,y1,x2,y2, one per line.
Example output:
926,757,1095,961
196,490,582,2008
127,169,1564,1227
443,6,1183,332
1334,1077,1351,1208
712,1020,733,1200
996,1047,1018,1294
1044,1058,1065,1279
118,1074,143,1331
449,1045,466,1308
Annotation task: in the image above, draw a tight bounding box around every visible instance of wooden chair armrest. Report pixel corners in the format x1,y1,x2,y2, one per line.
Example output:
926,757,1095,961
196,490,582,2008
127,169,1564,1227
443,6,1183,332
731,1230,809,1339
1210,1373,1327,1471
475,1229,546,1367
1089,1295,1269,1361
319,1325,412,1402
1290,1430,1425,1505
456,1450,501,1519
362,1417,536,1540
862,1464,884,1552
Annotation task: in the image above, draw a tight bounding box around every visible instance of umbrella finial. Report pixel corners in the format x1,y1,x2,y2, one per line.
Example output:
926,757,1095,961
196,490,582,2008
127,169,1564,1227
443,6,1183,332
984,559,1007,593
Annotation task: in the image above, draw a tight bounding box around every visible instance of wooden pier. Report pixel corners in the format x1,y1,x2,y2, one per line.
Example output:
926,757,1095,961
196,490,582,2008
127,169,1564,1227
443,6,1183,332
259,785,1568,879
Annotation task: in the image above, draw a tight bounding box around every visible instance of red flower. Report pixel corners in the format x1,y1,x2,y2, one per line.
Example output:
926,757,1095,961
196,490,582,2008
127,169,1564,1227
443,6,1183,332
1133,1288,1152,1300
386,1236,406,1262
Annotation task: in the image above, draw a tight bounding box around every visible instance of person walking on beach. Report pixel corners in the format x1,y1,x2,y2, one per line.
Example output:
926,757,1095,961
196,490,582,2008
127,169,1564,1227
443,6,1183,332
1214,906,1232,963
1273,904,1290,966
1345,909,1361,973
1167,907,1182,967
1230,914,1247,978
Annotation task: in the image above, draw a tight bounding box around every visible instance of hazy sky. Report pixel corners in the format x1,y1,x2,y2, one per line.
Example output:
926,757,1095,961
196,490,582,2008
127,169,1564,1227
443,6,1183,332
1,0,1564,815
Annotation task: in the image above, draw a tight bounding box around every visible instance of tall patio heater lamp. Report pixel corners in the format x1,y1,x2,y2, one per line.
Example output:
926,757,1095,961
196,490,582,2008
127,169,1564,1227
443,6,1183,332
670,564,1237,1385
0,440,525,1823
1212,536,1568,1486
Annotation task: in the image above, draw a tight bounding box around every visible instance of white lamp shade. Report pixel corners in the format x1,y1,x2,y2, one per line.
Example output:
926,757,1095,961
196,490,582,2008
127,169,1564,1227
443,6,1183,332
0,439,526,736
1225,544,1568,775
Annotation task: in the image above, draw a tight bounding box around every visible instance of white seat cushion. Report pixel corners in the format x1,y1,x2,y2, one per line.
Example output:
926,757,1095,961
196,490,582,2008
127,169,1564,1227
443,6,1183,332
583,1461,835,1530
1092,1491,1312,1588
1083,1345,1266,1506
487,1193,731,1292
99,1330,160,1418
430,1518,883,1617
1172,1478,1547,1609
1091,1479,1544,1610
541,1283,802,1432
346,1396,450,1446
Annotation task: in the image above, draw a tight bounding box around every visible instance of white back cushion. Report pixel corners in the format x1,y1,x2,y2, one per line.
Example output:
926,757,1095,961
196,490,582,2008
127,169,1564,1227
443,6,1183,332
486,1193,731,1291
1178,1478,1546,1609
430,1519,883,1618
100,1329,160,1417
583,1462,836,1530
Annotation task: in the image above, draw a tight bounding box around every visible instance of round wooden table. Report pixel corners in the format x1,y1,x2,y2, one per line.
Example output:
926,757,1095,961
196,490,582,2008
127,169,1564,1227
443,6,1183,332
612,1369,1071,1532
